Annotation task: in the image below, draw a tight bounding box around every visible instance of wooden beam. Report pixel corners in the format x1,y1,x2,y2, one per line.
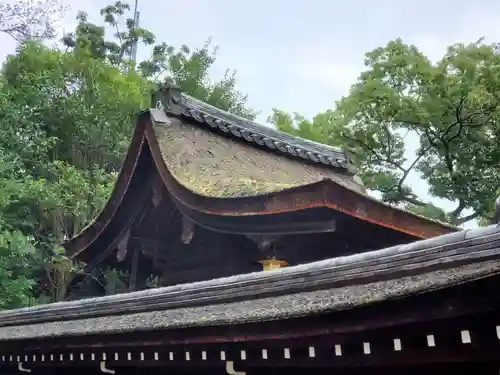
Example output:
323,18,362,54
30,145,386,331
129,245,141,292
5,317,500,371
181,214,195,244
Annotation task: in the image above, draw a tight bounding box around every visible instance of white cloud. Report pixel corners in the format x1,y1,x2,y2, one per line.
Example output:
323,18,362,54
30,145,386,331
291,59,362,95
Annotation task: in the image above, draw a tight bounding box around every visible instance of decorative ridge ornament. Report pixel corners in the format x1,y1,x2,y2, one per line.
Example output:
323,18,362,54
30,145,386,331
152,85,356,173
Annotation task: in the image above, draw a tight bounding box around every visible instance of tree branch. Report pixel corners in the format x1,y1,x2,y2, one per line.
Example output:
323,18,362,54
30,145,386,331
454,212,479,225
344,134,405,172
397,146,430,192
450,199,466,220
404,194,426,207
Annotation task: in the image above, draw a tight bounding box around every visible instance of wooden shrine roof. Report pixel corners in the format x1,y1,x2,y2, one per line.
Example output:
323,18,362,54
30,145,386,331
63,87,456,259
1,224,499,341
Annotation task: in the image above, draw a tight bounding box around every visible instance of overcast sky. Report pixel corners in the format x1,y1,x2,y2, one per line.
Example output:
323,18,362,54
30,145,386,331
2,0,500,227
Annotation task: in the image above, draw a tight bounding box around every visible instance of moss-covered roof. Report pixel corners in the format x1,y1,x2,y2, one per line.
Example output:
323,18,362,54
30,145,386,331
154,118,365,198
4,224,500,337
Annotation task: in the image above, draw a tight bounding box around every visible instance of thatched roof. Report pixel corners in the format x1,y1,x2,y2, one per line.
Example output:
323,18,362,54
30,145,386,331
63,87,457,259
154,116,364,198
1,224,499,340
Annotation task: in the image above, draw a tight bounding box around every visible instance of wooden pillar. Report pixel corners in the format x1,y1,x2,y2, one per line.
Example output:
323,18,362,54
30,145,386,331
129,246,140,292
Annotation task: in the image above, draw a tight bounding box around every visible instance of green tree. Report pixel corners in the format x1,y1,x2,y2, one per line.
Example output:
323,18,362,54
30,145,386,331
139,39,256,119
62,3,155,70
62,1,256,119
0,174,37,309
1,41,148,239
0,1,256,304
0,227,36,309
0,41,148,304
272,39,500,226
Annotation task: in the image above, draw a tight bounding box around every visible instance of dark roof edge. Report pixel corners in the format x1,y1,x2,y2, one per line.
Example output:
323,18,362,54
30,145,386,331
1,224,499,327
152,86,355,173
0,261,498,341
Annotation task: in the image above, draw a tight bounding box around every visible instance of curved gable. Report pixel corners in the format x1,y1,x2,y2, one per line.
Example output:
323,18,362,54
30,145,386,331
64,92,457,260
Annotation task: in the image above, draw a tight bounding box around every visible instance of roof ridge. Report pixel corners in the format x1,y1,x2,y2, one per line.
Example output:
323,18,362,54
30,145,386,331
154,86,355,173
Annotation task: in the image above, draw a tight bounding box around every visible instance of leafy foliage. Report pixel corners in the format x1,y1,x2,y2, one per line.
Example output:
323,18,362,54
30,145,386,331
272,39,500,226
0,1,255,307
1,41,147,241
140,40,257,119
62,2,256,119
62,3,155,70
0,225,36,309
